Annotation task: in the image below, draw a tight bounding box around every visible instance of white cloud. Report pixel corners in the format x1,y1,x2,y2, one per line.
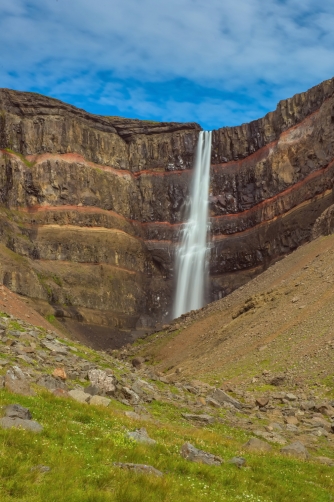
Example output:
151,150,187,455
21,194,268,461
1,0,334,127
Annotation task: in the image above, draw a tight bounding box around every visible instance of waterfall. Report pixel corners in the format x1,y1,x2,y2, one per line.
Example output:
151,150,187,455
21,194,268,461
173,130,212,318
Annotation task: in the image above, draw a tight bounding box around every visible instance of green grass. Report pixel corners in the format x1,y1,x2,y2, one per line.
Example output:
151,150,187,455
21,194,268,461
0,388,333,502
3,148,35,168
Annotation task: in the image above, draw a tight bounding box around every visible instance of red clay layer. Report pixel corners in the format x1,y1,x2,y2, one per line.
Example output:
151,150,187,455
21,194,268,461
16,155,334,233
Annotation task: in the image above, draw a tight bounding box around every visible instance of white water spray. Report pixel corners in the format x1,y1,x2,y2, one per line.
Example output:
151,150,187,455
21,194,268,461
173,131,212,318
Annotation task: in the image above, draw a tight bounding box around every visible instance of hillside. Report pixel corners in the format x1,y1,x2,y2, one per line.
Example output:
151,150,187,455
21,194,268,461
1,224,334,501
131,230,334,390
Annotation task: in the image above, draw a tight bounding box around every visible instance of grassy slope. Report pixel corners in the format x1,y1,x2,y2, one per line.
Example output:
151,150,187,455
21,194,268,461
1,387,334,502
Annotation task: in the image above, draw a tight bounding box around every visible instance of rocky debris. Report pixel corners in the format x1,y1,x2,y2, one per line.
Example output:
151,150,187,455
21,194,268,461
243,437,272,452
68,389,90,404
209,389,242,410
180,442,223,466
0,404,43,433
229,457,247,468
88,369,116,396
89,395,111,407
182,413,215,425
114,462,163,477
4,366,35,396
280,441,309,460
127,428,156,445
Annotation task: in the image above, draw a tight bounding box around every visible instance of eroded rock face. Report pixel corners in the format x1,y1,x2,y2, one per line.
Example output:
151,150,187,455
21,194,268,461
0,78,334,346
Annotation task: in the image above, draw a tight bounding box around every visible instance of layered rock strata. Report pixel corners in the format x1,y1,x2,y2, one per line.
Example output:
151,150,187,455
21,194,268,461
0,79,334,346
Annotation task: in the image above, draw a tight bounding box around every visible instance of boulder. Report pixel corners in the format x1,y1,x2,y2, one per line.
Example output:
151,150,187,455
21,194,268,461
209,388,242,409
68,389,90,404
180,442,222,465
243,437,272,452
89,395,111,407
280,441,309,460
36,375,67,391
0,417,43,433
88,369,116,396
4,404,32,420
4,367,35,396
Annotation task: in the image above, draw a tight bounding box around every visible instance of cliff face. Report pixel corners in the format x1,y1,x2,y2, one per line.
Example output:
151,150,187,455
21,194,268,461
0,79,333,346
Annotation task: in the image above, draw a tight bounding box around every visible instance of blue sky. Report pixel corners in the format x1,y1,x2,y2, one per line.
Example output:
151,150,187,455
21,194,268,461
1,0,334,130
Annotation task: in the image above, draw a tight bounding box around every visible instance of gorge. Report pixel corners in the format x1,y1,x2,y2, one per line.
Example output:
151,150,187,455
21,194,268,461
0,78,334,347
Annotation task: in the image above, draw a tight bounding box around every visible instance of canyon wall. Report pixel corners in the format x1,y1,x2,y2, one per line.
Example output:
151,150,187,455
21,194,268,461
0,79,333,346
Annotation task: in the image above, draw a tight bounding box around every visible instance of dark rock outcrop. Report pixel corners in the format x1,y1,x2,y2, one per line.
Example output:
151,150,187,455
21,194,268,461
0,78,334,346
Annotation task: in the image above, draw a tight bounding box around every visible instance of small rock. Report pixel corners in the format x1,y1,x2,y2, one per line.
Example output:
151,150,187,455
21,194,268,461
125,411,142,420
114,462,163,477
229,457,247,468
270,375,286,386
36,375,67,391
0,417,43,433
285,393,297,401
4,404,32,420
182,413,215,425
180,442,222,466
206,397,221,408
285,416,299,425
89,395,111,407
315,456,334,466
121,386,140,404
52,368,67,380
132,357,145,369
280,441,309,460
127,427,156,445
31,465,51,473
210,388,242,409
256,397,269,408
84,384,100,396
52,388,69,398
68,389,90,404
243,437,272,452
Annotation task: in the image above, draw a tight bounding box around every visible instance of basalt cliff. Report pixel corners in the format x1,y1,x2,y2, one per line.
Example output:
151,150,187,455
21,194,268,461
0,79,334,347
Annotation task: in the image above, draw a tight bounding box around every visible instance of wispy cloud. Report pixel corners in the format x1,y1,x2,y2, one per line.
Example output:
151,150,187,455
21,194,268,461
1,0,334,129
